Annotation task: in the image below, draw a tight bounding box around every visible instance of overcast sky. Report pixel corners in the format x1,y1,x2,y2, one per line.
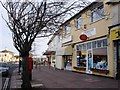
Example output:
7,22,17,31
0,2,50,56
0,3,17,53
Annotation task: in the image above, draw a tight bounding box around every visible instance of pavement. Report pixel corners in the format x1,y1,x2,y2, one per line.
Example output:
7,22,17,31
10,65,119,90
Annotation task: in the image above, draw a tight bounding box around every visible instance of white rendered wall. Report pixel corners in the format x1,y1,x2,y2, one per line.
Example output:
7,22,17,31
56,56,64,69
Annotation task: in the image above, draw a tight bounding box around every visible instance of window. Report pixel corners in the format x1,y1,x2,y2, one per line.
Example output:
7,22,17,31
58,34,62,42
65,23,70,34
93,47,108,70
75,16,82,29
87,42,92,49
76,45,79,51
76,39,108,69
102,39,107,47
82,44,87,50
66,56,72,66
97,40,102,48
76,51,86,68
91,5,104,22
92,41,97,48
77,44,83,51
97,39,107,48
52,55,55,60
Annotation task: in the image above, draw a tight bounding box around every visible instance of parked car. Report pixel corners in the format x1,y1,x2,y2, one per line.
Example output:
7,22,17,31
0,62,9,77
37,62,44,65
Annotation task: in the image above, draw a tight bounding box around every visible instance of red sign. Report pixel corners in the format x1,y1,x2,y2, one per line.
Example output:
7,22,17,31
80,34,87,41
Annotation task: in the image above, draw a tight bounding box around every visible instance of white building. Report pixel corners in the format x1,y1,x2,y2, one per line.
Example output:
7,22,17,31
43,30,64,69
0,50,14,62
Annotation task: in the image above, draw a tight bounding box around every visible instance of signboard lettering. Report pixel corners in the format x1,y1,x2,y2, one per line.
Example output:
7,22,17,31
111,28,120,40
115,31,120,38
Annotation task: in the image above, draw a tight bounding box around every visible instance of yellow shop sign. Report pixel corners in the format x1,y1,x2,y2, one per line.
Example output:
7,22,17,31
111,28,120,40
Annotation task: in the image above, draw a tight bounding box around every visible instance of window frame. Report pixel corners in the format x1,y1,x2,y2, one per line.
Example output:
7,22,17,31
76,38,108,68
64,23,71,35
75,15,82,29
91,4,104,23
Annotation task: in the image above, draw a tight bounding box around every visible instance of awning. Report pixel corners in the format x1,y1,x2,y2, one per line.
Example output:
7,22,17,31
43,51,56,55
56,45,72,56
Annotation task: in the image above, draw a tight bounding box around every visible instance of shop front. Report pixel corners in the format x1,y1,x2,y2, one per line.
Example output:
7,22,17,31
56,45,73,70
43,50,56,66
114,40,120,79
74,38,109,75
110,27,120,79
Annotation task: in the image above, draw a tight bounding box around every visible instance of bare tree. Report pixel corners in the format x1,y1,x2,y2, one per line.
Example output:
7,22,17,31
1,0,90,88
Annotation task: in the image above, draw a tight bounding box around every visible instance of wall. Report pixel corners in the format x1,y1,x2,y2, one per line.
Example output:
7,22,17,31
61,1,115,78
0,52,14,62
108,3,120,78
56,56,64,69
47,33,63,69
56,35,63,69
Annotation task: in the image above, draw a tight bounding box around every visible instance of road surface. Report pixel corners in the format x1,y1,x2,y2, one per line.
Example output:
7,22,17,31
2,63,18,90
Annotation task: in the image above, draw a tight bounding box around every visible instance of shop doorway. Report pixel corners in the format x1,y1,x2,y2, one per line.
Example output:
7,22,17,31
64,55,72,70
86,49,93,74
117,40,120,79
114,39,120,79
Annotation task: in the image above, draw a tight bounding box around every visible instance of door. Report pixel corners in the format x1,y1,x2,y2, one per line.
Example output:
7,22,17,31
64,56,72,70
86,49,93,74
117,40,120,79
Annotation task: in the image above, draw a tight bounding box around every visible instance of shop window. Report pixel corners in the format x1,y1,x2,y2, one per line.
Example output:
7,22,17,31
65,56,72,67
76,44,86,68
83,44,87,50
76,51,86,68
67,56,72,66
97,40,102,48
77,44,86,51
97,39,107,48
87,42,92,49
93,47,108,70
92,41,97,48
103,39,107,47
76,45,79,51
76,45,82,51
76,38,108,69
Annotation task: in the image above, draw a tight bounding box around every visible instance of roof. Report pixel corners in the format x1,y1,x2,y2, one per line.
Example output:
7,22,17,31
0,50,14,54
60,0,102,26
43,50,56,55
47,30,61,45
108,23,120,29
47,0,103,45
106,0,120,4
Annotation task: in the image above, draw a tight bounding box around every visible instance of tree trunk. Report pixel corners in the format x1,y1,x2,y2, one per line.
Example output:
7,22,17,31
21,56,32,89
